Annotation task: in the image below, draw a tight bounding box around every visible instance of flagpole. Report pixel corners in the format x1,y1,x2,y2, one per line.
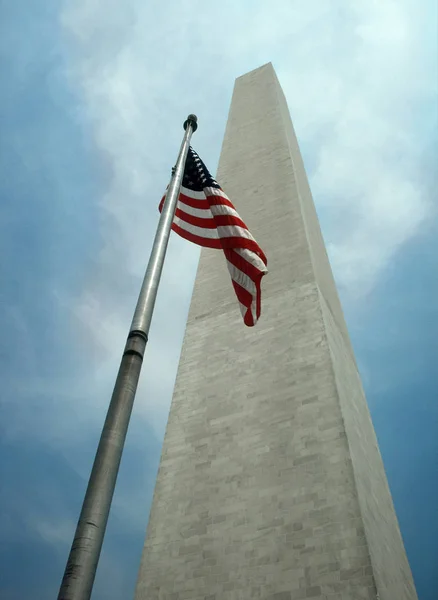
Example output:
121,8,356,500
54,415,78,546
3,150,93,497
58,114,198,600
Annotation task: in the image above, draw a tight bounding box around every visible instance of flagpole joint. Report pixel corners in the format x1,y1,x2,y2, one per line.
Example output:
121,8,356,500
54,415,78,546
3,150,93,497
123,330,148,359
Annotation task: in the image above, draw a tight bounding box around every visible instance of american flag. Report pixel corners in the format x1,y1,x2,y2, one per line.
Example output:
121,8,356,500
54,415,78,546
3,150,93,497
159,147,268,326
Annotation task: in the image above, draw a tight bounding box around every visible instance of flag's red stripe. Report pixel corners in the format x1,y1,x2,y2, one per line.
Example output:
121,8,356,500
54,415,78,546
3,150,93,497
231,280,255,327
159,180,267,326
231,279,252,312
226,248,265,325
175,207,248,231
224,247,266,282
176,224,267,260
170,222,223,249
221,238,267,266
179,192,236,211
160,192,235,213
161,196,267,265
160,194,209,212
178,193,209,209
204,193,236,209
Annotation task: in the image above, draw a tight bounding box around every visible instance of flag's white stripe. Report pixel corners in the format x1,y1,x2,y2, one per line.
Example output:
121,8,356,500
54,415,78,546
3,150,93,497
173,215,219,238
178,201,240,219
228,257,259,324
217,225,255,240
238,299,256,324
235,247,268,272
209,204,240,219
174,218,255,241
177,201,241,221
179,186,243,221
181,185,230,203
237,296,256,323
177,201,213,219
180,185,205,200
250,301,256,323
226,259,257,296
204,186,230,201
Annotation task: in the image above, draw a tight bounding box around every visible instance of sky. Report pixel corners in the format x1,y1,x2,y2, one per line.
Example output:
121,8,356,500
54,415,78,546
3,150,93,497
0,1,437,599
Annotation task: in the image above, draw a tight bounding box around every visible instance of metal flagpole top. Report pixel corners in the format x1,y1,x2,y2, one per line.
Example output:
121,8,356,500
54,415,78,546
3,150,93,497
184,114,198,131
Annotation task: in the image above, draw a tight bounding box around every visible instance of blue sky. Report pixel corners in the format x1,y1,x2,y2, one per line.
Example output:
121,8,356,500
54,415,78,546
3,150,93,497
0,1,437,599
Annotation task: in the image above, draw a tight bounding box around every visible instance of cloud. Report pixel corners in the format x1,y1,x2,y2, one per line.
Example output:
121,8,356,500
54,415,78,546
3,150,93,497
277,0,436,298
56,0,437,430
1,1,436,598
60,0,437,298
33,519,76,550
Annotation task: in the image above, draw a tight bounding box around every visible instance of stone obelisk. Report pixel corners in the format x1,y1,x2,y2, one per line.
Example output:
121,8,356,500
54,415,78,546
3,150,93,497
135,64,417,600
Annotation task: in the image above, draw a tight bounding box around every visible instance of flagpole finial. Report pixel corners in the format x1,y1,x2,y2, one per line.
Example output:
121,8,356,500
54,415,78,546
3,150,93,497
184,114,198,132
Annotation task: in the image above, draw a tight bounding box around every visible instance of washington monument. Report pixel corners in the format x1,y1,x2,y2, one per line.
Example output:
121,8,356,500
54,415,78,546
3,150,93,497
135,64,417,600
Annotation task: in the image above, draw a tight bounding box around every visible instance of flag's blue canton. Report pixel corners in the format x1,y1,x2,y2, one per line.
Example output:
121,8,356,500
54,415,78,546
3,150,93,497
183,147,221,191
